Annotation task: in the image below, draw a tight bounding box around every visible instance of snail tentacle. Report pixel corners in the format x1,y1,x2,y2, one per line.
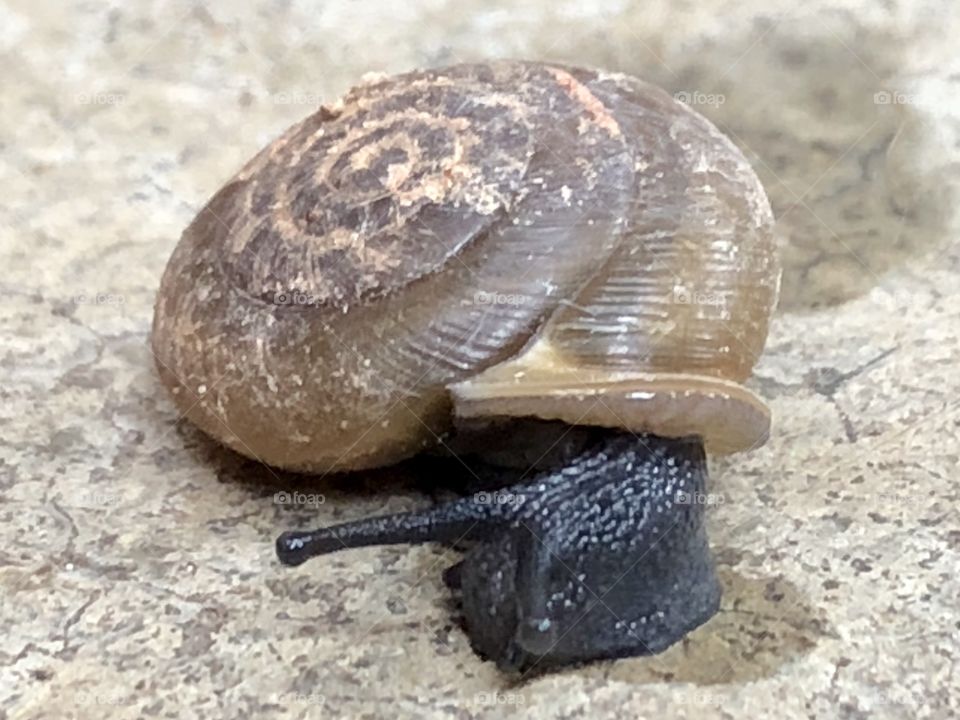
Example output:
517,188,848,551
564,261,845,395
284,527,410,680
275,490,511,565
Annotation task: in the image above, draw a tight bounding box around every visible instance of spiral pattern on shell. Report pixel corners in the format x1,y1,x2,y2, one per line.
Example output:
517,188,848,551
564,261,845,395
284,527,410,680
222,69,550,307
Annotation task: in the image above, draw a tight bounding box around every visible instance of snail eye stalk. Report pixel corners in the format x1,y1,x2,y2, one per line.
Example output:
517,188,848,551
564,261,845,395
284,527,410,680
276,492,505,565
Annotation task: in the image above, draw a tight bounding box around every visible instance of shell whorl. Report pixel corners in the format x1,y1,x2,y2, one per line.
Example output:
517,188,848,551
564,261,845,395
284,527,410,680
220,70,542,308
152,61,778,471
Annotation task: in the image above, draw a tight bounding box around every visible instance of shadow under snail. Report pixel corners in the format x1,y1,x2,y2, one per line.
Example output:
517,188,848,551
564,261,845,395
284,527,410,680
152,60,780,673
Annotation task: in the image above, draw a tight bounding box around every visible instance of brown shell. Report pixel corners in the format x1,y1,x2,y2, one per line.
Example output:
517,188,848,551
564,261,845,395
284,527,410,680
152,60,778,472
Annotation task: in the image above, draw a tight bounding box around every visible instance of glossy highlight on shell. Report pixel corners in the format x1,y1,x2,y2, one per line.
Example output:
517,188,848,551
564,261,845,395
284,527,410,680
152,59,779,472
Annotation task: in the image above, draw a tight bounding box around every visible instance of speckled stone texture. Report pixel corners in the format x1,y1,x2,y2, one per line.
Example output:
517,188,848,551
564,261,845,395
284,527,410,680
2,1,959,718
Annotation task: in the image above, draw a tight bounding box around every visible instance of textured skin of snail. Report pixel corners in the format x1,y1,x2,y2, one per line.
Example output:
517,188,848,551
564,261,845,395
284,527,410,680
152,61,779,671
278,431,718,672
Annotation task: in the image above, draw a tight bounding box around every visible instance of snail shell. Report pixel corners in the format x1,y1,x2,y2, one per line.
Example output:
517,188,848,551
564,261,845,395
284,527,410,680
152,60,779,472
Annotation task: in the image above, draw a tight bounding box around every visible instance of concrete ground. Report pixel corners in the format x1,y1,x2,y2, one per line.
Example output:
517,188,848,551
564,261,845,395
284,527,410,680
2,0,958,718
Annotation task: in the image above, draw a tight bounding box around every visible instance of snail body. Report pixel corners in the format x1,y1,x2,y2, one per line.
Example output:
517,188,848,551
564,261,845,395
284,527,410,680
153,61,779,671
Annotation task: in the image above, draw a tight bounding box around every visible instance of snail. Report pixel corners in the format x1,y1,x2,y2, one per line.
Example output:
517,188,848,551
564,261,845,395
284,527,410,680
152,60,779,672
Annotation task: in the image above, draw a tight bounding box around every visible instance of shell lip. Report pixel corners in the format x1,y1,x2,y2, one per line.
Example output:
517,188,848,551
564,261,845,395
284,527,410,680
449,370,771,455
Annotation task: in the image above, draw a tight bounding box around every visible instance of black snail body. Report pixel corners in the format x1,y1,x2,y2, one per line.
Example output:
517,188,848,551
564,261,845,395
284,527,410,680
152,60,780,672
278,429,719,672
